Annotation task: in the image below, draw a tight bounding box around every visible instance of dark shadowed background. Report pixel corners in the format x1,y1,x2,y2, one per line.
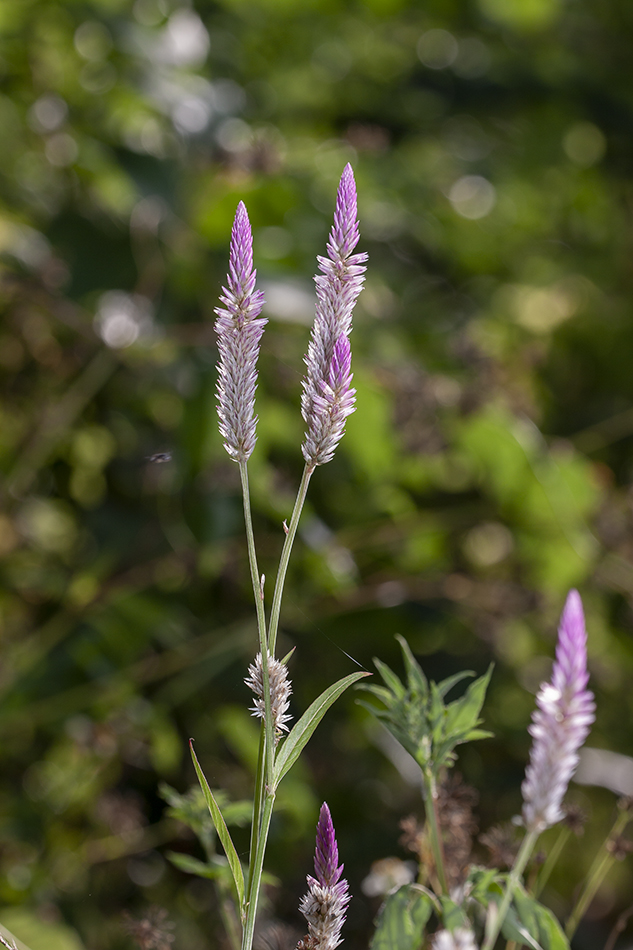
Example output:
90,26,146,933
1,0,633,947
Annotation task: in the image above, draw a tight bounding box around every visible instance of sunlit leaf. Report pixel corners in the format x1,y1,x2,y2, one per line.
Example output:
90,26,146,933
190,740,245,911
273,671,370,787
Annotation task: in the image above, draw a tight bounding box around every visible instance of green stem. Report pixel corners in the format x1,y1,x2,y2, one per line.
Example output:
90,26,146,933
422,769,449,896
246,724,266,905
482,829,539,950
241,791,276,950
268,464,313,657
533,826,570,899
239,462,274,790
566,851,613,941
565,808,631,941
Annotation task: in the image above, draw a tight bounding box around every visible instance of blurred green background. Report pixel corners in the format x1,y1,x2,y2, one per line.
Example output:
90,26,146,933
1,0,633,947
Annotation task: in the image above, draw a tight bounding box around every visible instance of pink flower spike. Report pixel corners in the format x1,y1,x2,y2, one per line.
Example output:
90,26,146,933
521,590,596,834
298,803,350,950
215,201,267,463
301,164,367,471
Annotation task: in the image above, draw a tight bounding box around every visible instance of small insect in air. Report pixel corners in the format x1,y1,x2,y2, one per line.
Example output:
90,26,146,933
147,452,172,463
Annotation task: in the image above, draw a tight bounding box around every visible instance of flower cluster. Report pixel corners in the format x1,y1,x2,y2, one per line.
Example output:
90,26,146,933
245,653,292,743
521,589,596,833
214,201,266,463
301,164,367,469
297,803,350,950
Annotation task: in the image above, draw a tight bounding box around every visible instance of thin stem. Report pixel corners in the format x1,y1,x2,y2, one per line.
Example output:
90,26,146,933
566,808,630,941
239,462,274,790
603,902,633,950
482,829,539,950
422,769,449,896
533,826,570,899
566,851,613,942
246,724,266,905
241,791,276,950
268,464,313,656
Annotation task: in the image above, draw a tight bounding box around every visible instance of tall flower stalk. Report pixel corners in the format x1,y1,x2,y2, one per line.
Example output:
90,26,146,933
195,172,368,950
481,590,595,950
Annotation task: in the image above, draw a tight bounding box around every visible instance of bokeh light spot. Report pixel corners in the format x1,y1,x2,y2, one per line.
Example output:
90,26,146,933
448,175,496,219
563,122,606,167
417,29,458,70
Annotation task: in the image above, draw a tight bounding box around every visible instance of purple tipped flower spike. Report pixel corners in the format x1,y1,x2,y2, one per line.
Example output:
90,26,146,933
215,201,267,463
522,590,596,834
298,803,350,950
301,164,367,470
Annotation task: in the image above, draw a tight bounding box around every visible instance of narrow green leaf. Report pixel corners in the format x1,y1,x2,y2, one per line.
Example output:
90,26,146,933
463,728,494,742
190,740,245,910
280,646,296,665
358,684,397,707
436,670,475,699
442,666,492,737
429,681,447,733
396,635,428,698
273,671,369,787
369,884,435,950
373,658,406,698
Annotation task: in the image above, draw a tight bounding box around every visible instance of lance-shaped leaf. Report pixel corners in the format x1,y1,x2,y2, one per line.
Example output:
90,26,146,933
190,740,245,911
396,635,429,699
273,671,369,787
369,884,435,950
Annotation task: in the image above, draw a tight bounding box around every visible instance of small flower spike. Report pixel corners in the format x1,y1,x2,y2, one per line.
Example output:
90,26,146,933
245,653,292,743
297,803,350,950
522,590,596,834
215,201,267,463
301,164,367,470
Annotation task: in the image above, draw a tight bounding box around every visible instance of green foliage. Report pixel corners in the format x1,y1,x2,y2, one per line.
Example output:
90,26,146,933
369,884,435,950
468,867,571,950
160,780,251,875
360,636,492,777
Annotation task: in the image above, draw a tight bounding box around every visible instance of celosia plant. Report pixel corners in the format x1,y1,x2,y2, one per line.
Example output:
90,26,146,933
189,165,368,950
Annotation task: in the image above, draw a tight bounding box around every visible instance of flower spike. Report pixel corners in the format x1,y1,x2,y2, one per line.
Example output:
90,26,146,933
301,164,367,470
215,201,267,463
245,653,292,744
521,590,596,833
297,803,350,950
